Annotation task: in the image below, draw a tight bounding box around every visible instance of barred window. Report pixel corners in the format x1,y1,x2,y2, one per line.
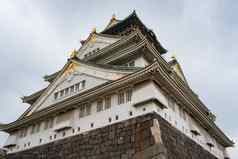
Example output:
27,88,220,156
44,120,49,130
31,124,36,134
86,104,91,116
70,85,75,93
49,118,54,128
128,61,135,67
82,80,86,89
118,92,124,105
79,104,91,118
44,118,54,130
75,83,80,92
22,128,28,137
54,92,59,100
65,88,69,96
105,96,111,109
97,100,103,112
36,123,41,133
126,88,132,102
79,105,85,118
54,80,86,100
60,90,64,97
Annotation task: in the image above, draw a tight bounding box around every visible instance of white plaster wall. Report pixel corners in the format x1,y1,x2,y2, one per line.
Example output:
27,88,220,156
30,63,128,113
6,81,226,159
134,56,149,67
78,35,119,59
37,74,108,111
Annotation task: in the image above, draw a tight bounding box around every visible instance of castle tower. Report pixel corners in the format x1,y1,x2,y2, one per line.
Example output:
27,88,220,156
0,11,233,159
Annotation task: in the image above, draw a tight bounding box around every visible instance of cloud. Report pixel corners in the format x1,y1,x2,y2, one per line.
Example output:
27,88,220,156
0,0,237,157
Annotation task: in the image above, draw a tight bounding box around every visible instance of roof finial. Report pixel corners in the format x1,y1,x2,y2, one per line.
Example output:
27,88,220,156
111,14,116,21
171,53,176,59
91,27,96,33
69,48,78,58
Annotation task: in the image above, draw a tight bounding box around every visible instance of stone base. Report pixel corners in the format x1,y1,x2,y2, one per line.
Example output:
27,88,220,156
6,113,217,159
0,149,6,159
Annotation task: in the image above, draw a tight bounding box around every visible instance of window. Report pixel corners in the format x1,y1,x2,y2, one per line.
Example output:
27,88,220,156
129,111,133,116
44,118,54,130
36,123,41,133
54,80,86,100
97,100,103,112
60,90,64,97
23,128,28,137
65,88,69,96
82,80,86,89
79,104,91,118
115,115,119,120
183,110,186,121
126,88,132,102
49,118,54,128
118,92,124,105
79,105,85,118
19,130,23,138
75,83,80,92
108,117,112,122
31,124,36,134
19,128,28,138
70,85,74,93
54,92,59,100
90,123,94,128
105,96,111,109
44,120,49,130
85,104,91,116
128,61,135,67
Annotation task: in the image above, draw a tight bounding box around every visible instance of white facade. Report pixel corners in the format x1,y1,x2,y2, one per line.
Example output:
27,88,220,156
77,34,120,59
5,81,226,159
1,15,231,159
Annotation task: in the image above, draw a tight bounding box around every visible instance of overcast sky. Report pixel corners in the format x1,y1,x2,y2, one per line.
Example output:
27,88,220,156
0,0,237,157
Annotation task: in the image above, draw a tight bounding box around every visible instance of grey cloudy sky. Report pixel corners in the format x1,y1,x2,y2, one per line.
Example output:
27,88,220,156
0,0,237,157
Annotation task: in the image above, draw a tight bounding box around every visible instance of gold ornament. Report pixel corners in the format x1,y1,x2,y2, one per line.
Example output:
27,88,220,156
69,49,78,58
91,27,96,33
111,14,116,21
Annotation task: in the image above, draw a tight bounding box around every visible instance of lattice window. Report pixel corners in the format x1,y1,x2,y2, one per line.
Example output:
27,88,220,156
105,96,111,109
97,100,103,112
118,91,124,105
126,88,132,102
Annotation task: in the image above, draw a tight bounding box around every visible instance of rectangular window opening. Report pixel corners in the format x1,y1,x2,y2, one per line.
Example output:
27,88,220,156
105,96,111,109
97,100,103,112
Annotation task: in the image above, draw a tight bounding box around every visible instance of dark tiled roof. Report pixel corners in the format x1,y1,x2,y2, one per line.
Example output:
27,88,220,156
44,57,142,83
101,11,167,54
22,88,47,105
72,57,143,71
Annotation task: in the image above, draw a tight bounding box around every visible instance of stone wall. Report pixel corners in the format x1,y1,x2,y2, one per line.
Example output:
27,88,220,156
0,149,6,159
6,113,218,159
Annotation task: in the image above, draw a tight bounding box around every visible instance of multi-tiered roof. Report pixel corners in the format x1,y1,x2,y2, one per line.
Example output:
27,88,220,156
0,11,234,148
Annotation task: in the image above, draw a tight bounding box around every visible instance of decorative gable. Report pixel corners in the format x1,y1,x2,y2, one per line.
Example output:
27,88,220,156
26,60,129,115
77,33,120,59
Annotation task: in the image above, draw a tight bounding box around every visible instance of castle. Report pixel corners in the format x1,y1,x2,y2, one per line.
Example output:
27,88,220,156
0,11,233,159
